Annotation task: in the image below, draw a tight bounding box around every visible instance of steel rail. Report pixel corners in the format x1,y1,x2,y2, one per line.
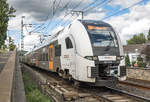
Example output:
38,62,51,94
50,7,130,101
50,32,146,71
107,86,150,102
119,81,150,90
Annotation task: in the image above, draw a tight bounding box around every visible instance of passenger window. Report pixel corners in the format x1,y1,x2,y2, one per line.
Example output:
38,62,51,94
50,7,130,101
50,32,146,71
43,53,45,61
42,54,44,61
44,53,47,61
40,54,42,61
65,37,73,49
46,53,48,61
55,45,61,56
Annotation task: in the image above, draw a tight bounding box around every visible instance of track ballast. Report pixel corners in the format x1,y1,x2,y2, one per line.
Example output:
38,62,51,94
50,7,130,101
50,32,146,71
21,63,150,102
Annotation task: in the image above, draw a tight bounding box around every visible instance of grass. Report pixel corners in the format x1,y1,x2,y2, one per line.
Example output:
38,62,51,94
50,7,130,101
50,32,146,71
23,73,51,102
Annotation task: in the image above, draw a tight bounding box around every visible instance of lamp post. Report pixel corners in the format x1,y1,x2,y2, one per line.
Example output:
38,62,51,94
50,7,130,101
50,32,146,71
21,16,25,51
21,16,33,51
135,49,138,67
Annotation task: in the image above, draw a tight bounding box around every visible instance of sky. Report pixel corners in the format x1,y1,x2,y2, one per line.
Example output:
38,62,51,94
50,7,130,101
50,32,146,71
7,0,150,51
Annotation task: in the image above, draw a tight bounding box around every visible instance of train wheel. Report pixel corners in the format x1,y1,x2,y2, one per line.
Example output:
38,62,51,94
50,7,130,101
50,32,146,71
73,80,80,88
58,69,64,77
68,76,72,81
58,72,63,77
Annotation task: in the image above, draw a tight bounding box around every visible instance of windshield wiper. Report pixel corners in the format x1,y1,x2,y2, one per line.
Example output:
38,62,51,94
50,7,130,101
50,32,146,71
104,32,114,51
104,40,113,51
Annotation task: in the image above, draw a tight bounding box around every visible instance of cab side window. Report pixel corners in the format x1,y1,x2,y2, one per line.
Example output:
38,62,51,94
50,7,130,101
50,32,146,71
55,45,61,56
65,37,73,49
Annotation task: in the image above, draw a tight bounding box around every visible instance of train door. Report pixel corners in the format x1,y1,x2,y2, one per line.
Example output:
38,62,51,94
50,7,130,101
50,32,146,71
49,45,53,71
63,36,76,79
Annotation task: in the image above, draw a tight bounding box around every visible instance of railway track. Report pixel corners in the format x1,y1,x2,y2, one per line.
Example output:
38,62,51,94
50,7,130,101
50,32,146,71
119,80,150,90
105,87,150,102
21,64,150,102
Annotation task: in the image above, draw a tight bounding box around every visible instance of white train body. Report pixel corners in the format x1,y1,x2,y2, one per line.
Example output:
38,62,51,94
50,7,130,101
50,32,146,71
24,20,126,86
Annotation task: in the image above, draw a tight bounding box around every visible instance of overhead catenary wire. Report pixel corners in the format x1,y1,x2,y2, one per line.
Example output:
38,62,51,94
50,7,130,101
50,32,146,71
49,0,87,30
25,25,29,33
61,0,111,27
53,0,57,15
39,0,87,34
39,0,106,35
101,0,145,20
60,0,145,29
51,0,102,30
30,0,60,33
34,0,73,33
32,0,99,34
60,0,111,27
32,0,111,49
31,0,101,34
82,0,99,11
84,0,113,13
32,0,145,38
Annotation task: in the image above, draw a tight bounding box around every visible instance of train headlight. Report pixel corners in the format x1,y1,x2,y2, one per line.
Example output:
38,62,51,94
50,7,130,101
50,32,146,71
93,56,98,60
116,56,124,60
84,56,98,61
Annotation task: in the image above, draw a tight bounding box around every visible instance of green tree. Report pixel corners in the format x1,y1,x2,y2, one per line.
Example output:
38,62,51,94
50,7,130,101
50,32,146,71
137,56,146,68
0,0,15,48
9,37,15,51
125,54,130,67
127,33,146,45
147,29,150,41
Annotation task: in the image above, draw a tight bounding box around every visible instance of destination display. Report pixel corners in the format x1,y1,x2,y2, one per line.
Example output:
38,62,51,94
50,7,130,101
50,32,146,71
88,25,108,30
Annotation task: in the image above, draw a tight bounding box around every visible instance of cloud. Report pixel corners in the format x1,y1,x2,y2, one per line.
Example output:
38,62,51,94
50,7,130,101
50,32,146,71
106,1,150,44
84,8,106,20
110,0,141,8
7,0,94,50
8,0,107,32
8,0,93,22
22,26,64,51
7,0,150,49
23,34,40,51
8,13,34,30
23,25,64,51
8,16,21,30
51,26,63,34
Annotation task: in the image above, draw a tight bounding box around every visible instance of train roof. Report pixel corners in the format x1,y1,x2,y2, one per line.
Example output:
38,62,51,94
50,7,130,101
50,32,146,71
25,19,112,55
79,19,112,27
25,28,65,55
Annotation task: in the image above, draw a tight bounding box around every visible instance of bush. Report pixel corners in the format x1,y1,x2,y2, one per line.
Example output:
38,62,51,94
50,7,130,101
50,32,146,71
23,73,51,102
132,61,136,67
125,54,130,67
137,61,146,68
137,56,146,68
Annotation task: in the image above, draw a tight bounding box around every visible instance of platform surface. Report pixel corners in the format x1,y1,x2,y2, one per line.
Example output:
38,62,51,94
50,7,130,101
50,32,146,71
0,51,16,102
0,52,11,73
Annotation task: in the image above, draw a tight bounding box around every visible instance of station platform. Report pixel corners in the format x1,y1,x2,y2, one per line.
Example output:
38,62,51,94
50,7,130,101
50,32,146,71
0,49,26,102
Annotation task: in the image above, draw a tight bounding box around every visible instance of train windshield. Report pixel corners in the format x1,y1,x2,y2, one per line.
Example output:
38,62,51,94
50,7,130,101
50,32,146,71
87,25,118,47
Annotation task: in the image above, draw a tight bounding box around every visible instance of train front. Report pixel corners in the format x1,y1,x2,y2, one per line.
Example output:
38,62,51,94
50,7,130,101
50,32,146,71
71,20,126,87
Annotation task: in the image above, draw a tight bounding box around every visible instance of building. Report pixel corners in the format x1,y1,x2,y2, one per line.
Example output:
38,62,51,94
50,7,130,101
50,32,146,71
123,43,150,66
